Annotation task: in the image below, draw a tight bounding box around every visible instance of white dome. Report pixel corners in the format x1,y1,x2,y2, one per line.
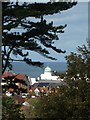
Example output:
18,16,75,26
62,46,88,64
44,66,52,72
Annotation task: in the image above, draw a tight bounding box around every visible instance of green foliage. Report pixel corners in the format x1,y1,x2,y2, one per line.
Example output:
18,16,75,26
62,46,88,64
2,97,25,120
34,89,69,119
31,44,90,120
33,80,90,119
23,98,39,119
66,44,90,79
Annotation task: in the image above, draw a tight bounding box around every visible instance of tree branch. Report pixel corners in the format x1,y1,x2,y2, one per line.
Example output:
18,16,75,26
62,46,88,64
2,46,15,74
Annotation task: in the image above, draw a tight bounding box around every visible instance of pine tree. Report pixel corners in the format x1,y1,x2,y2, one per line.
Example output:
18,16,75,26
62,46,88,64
2,1,77,74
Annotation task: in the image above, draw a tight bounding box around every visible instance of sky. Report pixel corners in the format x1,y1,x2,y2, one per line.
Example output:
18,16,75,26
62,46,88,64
10,1,88,62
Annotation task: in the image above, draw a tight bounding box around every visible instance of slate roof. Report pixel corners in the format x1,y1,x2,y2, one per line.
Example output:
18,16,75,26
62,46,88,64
33,81,66,88
33,83,49,87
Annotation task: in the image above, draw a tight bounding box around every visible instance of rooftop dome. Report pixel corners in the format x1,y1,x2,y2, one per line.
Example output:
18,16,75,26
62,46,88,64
44,66,52,72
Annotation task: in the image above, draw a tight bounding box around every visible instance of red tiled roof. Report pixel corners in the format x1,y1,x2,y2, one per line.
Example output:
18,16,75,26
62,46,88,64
15,74,26,80
2,73,15,78
2,73,27,80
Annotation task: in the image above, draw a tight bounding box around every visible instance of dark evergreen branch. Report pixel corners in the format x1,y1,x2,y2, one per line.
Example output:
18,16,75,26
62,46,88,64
2,2,77,73
2,2,77,18
2,46,15,74
24,58,43,67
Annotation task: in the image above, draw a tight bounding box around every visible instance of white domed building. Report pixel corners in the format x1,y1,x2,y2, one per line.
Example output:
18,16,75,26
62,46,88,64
30,66,65,86
40,66,59,81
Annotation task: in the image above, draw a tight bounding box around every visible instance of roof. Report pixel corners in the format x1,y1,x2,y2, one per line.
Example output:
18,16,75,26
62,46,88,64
38,83,49,87
38,80,63,83
49,83,62,87
2,73,15,78
33,83,49,87
33,81,67,88
15,74,26,80
44,66,52,72
2,73,27,80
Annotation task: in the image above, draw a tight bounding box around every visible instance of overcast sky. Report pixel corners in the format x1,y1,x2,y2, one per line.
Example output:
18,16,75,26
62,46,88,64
10,1,88,62
30,2,88,62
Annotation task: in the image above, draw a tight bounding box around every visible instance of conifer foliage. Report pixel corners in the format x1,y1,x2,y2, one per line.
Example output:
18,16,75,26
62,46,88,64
2,1,77,74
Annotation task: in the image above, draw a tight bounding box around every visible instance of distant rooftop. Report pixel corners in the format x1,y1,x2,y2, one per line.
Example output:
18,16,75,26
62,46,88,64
44,66,52,72
33,80,67,87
